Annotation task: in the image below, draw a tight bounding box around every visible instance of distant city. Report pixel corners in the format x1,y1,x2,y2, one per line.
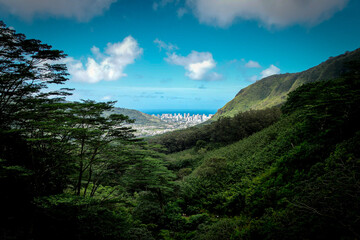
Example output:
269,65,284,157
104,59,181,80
130,112,215,137
153,113,214,125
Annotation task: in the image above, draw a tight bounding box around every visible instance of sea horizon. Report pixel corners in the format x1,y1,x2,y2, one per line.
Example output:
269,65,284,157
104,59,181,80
141,109,217,116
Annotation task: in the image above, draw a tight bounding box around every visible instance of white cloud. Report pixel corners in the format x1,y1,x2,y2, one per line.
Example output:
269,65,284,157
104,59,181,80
177,8,188,18
67,36,143,83
0,0,116,21
90,46,104,59
261,65,280,79
154,39,178,52
186,0,349,28
245,60,261,68
166,51,221,80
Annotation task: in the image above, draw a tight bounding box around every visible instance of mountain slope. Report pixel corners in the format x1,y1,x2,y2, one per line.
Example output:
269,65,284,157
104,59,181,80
106,107,163,125
213,48,360,119
165,73,360,239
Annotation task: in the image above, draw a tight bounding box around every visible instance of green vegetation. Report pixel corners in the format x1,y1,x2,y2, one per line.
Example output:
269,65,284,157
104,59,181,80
163,65,360,239
1,21,360,239
213,48,360,120
149,107,281,153
0,21,174,240
106,107,163,125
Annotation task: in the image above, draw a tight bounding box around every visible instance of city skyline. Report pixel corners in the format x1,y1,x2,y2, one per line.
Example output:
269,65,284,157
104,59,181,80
153,112,213,122
127,112,214,137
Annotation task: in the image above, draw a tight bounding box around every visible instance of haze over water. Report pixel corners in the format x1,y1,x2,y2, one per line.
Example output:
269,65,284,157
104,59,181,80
142,109,217,116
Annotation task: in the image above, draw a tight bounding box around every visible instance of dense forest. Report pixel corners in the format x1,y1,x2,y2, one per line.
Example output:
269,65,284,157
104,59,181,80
1,21,360,240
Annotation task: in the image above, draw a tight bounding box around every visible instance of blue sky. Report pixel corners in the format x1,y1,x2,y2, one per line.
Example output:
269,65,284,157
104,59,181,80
1,0,360,113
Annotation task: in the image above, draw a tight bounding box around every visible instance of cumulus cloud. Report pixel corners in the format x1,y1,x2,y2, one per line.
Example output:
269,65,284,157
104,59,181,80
245,60,261,68
154,39,179,52
0,0,116,21
166,51,221,80
67,36,143,83
261,65,280,78
186,0,349,28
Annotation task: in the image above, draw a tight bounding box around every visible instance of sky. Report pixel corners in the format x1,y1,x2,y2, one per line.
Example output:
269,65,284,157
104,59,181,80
1,0,360,113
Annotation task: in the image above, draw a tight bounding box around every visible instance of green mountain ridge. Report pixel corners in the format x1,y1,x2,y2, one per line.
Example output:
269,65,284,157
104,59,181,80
213,48,360,119
106,107,163,125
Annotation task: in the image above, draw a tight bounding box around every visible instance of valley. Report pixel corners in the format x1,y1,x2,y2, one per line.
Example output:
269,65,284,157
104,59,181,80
2,3,360,238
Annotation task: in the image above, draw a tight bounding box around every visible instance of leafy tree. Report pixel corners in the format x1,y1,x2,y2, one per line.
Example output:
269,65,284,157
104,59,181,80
195,218,238,240
0,20,73,194
61,100,137,196
0,20,72,239
0,21,140,239
123,153,176,206
0,21,69,128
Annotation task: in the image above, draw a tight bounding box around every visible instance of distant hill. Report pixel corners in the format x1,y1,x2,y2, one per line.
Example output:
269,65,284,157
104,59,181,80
106,107,163,125
213,48,360,120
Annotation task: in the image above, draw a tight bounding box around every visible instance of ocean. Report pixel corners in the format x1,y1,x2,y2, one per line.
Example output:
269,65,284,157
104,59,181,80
141,109,217,116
